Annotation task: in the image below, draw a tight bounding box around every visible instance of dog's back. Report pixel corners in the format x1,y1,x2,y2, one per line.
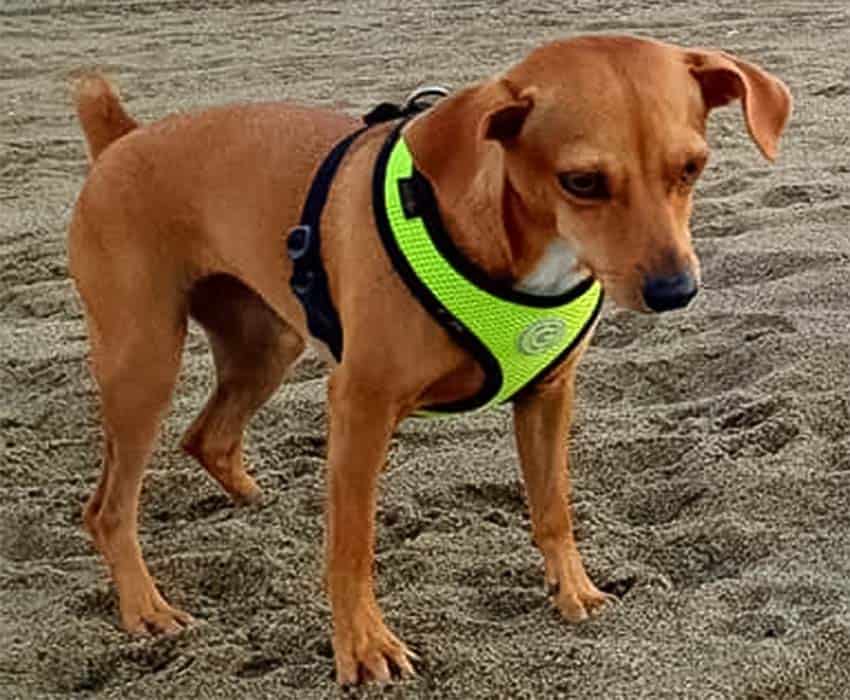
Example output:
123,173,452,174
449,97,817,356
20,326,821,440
68,81,358,321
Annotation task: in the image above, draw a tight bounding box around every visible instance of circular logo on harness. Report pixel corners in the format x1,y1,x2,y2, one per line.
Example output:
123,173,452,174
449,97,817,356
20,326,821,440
517,318,567,356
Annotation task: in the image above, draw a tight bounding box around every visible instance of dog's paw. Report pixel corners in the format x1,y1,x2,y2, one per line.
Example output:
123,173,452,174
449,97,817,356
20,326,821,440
121,591,195,636
548,578,615,622
543,547,617,623
332,609,416,685
229,473,262,506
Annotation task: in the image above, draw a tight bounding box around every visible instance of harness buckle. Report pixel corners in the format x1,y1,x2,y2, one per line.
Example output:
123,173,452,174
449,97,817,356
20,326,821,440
288,224,317,295
363,85,451,127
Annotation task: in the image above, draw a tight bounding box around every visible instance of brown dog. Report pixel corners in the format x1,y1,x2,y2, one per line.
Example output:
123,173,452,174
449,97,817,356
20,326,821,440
69,35,791,685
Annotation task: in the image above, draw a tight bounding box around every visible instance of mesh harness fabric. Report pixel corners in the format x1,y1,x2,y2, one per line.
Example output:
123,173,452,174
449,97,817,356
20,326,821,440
287,111,603,416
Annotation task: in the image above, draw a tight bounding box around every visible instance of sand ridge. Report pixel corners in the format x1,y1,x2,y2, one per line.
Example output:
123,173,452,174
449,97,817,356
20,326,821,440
2,1,850,698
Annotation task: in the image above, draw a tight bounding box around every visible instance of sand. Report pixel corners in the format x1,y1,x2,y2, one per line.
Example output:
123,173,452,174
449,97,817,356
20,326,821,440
2,1,850,698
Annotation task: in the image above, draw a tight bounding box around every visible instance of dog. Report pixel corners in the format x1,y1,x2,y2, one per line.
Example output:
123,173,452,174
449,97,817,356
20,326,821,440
68,35,791,685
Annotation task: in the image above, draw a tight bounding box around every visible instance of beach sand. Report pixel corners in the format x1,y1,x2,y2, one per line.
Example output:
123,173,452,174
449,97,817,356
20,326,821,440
2,1,850,697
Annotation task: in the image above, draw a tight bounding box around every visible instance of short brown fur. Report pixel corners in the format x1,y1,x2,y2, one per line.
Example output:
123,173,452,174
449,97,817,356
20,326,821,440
68,37,791,684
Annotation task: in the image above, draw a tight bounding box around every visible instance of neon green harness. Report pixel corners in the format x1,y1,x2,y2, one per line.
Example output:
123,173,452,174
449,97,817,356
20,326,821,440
373,126,603,415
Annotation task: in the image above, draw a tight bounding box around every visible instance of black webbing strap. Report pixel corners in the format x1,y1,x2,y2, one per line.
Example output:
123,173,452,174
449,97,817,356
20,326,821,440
287,126,369,360
286,87,449,361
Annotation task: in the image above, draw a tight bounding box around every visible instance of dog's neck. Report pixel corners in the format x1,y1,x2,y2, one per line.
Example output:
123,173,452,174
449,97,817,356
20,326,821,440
405,91,584,297
433,147,584,296
513,238,586,296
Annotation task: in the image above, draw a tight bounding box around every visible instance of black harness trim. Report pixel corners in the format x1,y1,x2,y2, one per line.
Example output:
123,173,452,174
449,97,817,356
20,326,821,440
287,92,448,361
371,125,604,413
372,124,503,413
287,126,369,361
286,94,604,413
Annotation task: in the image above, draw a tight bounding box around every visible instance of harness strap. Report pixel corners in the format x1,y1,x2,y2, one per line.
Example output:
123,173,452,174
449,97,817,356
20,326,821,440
287,126,369,360
286,90,602,417
373,125,604,415
287,89,450,360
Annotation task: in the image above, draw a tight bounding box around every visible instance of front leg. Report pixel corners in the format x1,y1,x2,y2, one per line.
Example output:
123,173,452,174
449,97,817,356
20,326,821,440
324,371,415,685
513,362,609,622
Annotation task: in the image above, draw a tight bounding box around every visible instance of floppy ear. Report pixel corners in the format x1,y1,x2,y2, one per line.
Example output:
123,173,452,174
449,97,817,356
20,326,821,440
687,50,792,161
481,82,534,143
404,79,534,203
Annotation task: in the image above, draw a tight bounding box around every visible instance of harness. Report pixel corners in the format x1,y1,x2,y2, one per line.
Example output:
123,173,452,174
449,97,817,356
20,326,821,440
287,91,603,415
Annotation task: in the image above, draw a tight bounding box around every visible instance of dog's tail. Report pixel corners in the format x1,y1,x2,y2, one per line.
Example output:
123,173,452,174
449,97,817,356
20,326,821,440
72,73,138,162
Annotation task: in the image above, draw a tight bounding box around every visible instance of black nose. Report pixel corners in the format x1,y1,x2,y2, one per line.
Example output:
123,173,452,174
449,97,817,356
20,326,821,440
642,272,698,312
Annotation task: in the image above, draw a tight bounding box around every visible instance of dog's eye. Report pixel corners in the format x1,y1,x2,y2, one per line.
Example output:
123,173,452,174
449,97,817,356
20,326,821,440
558,172,609,200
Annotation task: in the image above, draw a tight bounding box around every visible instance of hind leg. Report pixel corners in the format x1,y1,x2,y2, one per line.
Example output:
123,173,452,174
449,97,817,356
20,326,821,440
182,275,305,502
84,306,191,635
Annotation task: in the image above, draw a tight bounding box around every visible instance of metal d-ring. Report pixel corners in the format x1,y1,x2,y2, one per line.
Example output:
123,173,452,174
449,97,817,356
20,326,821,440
287,224,313,261
403,85,450,113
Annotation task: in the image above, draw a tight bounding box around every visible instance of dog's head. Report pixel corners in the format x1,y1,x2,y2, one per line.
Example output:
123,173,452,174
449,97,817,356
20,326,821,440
405,36,792,312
